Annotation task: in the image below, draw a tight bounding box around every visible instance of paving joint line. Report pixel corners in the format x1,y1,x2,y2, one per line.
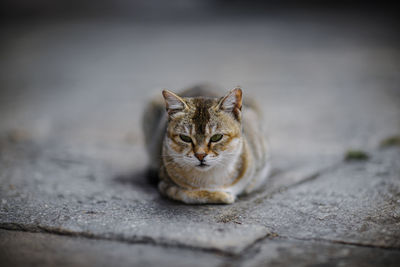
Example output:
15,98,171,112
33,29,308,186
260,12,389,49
0,222,238,258
287,236,400,251
246,161,343,207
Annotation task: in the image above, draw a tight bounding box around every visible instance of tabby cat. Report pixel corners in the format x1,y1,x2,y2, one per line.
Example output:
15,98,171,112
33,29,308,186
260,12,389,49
142,85,270,204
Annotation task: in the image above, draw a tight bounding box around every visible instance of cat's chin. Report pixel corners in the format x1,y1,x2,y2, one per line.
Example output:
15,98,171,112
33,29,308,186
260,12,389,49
194,164,212,171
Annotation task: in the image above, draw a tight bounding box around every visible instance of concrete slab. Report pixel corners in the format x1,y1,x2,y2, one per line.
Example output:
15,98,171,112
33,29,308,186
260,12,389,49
0,229,228,267
1,229,399,267
243,238,400,267
241,148,400,248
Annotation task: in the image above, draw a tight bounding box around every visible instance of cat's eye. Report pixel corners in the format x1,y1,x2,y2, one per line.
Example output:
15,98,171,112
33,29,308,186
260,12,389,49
179,134,192,143
210,134,223,142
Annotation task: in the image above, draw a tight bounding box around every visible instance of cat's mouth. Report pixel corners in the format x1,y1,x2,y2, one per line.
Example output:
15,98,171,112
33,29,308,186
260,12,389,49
197,162,210,168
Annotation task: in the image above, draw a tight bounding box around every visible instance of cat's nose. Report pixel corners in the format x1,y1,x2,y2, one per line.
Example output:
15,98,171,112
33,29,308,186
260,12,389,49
195,152,207,162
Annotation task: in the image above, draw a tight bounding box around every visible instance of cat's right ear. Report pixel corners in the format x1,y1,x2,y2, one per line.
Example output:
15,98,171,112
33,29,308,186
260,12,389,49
162,90,188,116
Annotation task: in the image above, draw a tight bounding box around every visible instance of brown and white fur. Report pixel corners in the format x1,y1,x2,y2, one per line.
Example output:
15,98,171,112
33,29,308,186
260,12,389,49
142,85,270,204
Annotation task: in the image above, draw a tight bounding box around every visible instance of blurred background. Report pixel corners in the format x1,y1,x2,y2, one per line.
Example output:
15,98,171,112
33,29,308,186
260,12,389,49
0,0,399,167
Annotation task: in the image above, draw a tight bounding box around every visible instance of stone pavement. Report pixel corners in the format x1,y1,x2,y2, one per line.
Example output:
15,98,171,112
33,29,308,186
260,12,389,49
1,11,400,266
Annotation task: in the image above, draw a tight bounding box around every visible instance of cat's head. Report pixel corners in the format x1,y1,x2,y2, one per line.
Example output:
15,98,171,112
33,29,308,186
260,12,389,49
162,88,243,171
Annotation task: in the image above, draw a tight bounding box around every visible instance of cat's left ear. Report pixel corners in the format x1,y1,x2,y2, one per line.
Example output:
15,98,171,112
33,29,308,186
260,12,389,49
216,87,242,121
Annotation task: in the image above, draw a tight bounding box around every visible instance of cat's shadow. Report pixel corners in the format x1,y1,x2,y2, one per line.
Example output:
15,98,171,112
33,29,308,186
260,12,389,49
113,168,159,194
113,169,196,207
113,167,283,205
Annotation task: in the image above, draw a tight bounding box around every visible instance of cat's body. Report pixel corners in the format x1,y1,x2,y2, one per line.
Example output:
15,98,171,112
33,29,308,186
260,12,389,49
143,85,270,204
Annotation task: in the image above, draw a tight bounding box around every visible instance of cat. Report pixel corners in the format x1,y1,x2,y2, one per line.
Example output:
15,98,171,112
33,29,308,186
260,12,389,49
142,85,270,204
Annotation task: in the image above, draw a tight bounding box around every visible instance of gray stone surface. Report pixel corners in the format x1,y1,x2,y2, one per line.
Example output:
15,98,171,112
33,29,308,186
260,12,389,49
1,229,400,267
0,229,228,267
0,140,286,253
239,148,400,248
243,238,400,267
1,9,400,267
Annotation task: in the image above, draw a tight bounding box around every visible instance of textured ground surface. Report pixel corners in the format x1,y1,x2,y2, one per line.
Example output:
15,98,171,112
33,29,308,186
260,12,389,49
1,10,400,266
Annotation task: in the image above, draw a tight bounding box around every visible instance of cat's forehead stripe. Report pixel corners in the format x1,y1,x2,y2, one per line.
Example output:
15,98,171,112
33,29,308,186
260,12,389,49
191,98,214,135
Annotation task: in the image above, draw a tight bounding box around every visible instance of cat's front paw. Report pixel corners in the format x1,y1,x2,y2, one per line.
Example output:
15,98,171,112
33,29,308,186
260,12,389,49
158,181,236,204
211,191,235,204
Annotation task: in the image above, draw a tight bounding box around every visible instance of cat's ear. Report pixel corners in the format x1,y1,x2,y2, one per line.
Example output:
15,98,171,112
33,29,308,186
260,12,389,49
162,90,188,116
217,87,242,121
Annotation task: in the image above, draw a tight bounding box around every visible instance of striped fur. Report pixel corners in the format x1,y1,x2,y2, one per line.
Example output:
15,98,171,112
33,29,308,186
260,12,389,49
142,85,270,204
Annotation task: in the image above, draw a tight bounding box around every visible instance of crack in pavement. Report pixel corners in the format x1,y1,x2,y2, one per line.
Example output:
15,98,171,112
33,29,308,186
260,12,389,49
0,223,238,257
251,160,344,206
286,236,400,251
3,222,397,267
